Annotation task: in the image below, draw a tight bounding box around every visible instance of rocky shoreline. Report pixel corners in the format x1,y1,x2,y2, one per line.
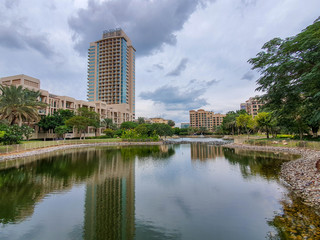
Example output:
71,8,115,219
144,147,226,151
224,143,320,209
0,141,162,161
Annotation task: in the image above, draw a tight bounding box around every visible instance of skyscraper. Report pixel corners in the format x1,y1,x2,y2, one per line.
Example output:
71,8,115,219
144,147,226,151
87,28,135,117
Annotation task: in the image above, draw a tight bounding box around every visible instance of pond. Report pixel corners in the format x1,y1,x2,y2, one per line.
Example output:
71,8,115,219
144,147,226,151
0,143,319,240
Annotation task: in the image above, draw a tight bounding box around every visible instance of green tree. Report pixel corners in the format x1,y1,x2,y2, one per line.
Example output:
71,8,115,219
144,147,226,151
0,125,24,145
173,127,181,135
103,128,115,138
0,85,47,126
254,112,273,138
137,117,145,124
120,121,138,130
135,124,150,137
249,18,320,138
55,125,70,140
167,120,175,127
20,125,34,141
38,109,74,132
221,110,247,135
198,127,207,135
151,123,173,138
77,107,100,136
57,109,74,120
101,118,117,130
65,116,91,139
236,114,254,137
187,127,196,135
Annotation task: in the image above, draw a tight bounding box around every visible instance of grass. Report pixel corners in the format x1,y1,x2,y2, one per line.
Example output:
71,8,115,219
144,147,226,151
0,138,122,154
244,138,320,151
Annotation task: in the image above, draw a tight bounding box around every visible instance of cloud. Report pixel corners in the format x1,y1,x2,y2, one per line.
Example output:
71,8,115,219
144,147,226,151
0,26,25,49
153,63,164,70
0,22,54,57
187,78,219,87
166,58,188,76
241,71,255,81
147,63,164,73
206,79,220,86
139,85,207,110
4,0,20,9
68,0,215,57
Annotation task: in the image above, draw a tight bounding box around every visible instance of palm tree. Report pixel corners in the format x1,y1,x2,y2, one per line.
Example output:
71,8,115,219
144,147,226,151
0,85,47,126
101,118,117,130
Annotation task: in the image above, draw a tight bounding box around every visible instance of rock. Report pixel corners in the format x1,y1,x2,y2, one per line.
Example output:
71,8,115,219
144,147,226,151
316,159,320,171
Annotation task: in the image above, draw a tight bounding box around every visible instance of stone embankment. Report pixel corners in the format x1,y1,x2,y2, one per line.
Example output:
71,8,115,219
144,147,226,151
0,142,162,161
163,140,231,145
225,143,320,209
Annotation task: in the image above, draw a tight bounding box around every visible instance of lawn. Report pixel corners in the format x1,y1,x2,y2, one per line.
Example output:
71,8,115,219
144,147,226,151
0,138,122,154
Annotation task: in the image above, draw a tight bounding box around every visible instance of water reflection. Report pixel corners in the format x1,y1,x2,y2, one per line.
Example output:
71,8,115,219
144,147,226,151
0,144,319,240
84,149,135,240
190,143,224,161
0,145,175,240
223,147,299,181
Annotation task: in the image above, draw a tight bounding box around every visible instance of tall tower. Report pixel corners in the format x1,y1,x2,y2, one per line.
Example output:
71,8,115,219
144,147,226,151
87,28,136,117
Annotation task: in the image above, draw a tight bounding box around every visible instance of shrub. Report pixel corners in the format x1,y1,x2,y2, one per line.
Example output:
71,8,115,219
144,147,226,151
0,125,24,145
103,128,115,138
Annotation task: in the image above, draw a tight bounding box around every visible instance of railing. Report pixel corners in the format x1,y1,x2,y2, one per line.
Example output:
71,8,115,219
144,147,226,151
0,139,119,155
0,139,163,156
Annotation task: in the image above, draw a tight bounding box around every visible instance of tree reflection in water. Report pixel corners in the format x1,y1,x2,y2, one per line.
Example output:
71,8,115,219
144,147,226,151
223,147,299,181
222,147,320,239
0,144,319,240
0,145,175,229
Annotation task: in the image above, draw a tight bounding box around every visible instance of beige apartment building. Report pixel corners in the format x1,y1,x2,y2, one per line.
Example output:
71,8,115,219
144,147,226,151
149,118,169,124
189,109,225,131
241,96,264,117
0,74,133,138
88,28,136,118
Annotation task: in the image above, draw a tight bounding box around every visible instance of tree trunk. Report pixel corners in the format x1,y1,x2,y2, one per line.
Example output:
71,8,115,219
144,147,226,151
266,128,269,139
311,126,319,138
299,130,303,140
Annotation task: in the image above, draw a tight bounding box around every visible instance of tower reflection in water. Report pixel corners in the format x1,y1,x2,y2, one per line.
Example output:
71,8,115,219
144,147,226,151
84,148,135,240
83,145,173,240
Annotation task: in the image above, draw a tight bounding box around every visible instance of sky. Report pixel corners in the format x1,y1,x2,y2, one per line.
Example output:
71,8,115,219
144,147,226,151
0,0,319,124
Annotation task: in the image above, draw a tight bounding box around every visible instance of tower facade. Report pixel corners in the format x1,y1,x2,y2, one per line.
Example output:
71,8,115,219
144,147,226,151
87,28,136,117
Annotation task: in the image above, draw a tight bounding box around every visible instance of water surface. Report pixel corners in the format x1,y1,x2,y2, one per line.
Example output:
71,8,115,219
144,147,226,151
0,143,318,239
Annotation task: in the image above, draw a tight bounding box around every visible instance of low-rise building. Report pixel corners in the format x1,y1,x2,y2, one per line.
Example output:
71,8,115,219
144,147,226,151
180,123,190,129
240,96,264,117
189,109,225,131
0,74,134,138
150,118,169,124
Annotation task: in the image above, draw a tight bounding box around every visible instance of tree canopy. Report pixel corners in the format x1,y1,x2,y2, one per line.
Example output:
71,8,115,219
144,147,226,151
120,121,138,130
0,85,47,126
167,120,175,127
38,109,74,132
249,17,320,138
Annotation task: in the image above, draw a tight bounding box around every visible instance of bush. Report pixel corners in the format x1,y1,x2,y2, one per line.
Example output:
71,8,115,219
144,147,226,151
276,134,294,139
103,128,115,138
0,125,24,145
